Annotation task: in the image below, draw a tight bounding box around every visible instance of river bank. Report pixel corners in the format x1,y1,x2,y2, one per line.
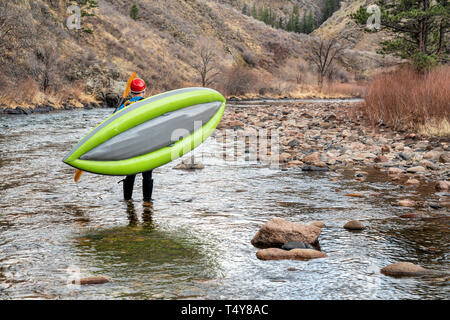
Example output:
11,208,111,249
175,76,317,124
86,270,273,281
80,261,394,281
219,101,450,211
0,89,361,115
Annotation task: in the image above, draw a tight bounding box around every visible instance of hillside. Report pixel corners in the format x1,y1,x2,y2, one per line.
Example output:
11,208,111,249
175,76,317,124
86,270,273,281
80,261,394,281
0,0,400,111
221,0,329,23
313,0,384,50
312,0,400,76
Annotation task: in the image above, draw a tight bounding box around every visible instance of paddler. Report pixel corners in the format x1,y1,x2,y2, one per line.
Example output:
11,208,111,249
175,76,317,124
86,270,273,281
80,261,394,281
117,78,154,202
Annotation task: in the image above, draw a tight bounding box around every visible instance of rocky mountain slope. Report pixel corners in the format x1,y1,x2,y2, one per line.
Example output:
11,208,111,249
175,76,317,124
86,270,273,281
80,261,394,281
0,0,400,111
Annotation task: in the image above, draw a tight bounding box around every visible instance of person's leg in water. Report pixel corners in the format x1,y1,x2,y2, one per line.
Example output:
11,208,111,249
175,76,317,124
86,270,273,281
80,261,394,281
142,170,153,202
123,174,136,200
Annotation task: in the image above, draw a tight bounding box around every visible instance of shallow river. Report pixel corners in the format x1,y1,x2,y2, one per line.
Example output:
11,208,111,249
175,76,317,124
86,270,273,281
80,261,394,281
0,108,448,299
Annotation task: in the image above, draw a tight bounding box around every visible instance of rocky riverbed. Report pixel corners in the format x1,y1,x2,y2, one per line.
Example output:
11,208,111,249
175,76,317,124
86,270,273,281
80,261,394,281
219,101,450,210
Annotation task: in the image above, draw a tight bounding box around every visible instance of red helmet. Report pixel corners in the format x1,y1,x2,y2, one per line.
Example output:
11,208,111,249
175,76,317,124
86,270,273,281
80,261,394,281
130,78,146,94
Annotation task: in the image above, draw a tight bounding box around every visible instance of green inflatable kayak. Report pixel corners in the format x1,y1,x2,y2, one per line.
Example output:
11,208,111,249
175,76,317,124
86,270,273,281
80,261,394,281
63,87,226,175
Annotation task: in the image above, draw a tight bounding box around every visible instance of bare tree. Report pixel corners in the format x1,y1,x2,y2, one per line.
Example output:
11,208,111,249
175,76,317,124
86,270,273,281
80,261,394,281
190,39,221,87
305,37,345,88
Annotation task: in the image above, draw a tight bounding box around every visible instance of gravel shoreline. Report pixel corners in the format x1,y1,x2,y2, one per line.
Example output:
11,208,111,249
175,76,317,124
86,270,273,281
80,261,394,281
218,102,450,198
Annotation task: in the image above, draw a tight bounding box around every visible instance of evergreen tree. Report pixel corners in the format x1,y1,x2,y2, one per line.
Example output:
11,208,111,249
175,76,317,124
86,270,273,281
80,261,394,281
305,10,315,34
242,3,249,16
278,17,284,29
261,6,270,24
251,3,257,18
292,4,302,33
130,4,139,20
302,12,307,33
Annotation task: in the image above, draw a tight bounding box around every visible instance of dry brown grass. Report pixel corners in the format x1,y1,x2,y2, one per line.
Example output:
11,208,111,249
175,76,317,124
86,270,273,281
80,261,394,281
362,66,450,134
0,77,42,106
418,119,450,137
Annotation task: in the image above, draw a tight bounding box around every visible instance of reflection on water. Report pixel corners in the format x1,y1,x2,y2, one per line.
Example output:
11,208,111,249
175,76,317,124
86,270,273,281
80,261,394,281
74,204,219,299
0,109,448,299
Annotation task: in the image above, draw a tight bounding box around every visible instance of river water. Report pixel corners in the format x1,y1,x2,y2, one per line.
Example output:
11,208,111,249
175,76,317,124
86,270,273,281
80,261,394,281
0,107,448,299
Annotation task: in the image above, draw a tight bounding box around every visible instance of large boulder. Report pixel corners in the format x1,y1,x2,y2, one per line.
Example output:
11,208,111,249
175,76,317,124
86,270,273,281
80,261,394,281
256,248,327,261
251,218,321,248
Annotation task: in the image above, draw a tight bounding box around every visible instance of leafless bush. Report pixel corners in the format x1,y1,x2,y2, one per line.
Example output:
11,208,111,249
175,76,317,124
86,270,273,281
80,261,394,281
28,45,62,92
220,63,259,96
363,66,450,131
242,50,259,67
15,77,40,104
264,41,290,66
327,67,350,83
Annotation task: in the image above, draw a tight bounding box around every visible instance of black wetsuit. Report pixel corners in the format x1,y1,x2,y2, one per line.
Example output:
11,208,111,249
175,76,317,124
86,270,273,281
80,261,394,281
123,170,153,201
117,96,154,201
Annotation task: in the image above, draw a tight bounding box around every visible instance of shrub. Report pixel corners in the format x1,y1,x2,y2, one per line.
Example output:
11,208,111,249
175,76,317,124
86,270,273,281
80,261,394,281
220,63,259,96
362,66,450,132
130,4,139,20
242,50,258,67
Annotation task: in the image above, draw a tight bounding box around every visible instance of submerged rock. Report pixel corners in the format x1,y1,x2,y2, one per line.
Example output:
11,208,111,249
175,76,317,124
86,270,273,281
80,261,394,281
251,217,321,248
380,262,432,277
399,212,424,219
281,241,314,250
301,165,329,172
256,248,327,261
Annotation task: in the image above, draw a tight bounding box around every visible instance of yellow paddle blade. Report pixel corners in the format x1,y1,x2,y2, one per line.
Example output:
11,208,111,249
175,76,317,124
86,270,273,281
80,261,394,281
74,169,84,183
123,71,137,98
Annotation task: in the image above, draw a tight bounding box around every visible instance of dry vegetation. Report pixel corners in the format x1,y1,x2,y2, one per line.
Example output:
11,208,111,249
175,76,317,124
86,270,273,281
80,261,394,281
0,0,400,111
361,66,450,136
